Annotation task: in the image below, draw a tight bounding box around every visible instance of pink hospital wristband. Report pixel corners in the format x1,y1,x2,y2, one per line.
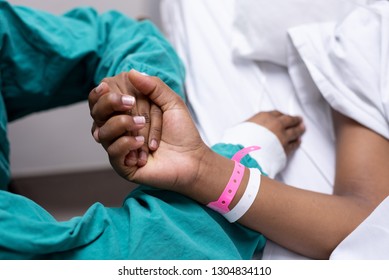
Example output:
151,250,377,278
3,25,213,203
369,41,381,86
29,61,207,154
207,146,260,214
207,161,245,214
232,146,262,162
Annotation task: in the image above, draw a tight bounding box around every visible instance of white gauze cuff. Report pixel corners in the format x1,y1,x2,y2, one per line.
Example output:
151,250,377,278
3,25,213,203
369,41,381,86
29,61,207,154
220,122,286,178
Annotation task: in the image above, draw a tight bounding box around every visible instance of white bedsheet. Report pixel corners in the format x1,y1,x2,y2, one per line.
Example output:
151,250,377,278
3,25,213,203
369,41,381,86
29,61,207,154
161,0,388,259
231,0,366,66
288,1,389,139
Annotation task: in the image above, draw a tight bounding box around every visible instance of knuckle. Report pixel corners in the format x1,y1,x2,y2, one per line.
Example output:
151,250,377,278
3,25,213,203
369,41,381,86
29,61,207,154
121,136,133,146
107,144,120,158
88,89,96,100
90,109,102,125
117,114,131,127
274,120,283,129
153,76,163,83
106,92,119,103
119,72,127,79
107,137,129,157
90,108,97,119
101,77,111,84
97,127,108,141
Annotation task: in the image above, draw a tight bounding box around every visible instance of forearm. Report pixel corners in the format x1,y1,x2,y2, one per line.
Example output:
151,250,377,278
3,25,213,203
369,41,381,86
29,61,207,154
241,177,373,259
185,149,372,259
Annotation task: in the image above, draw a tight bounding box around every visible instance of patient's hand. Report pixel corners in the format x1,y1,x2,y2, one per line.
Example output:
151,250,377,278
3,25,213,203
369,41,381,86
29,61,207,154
89,72,162,167
246,110,305,155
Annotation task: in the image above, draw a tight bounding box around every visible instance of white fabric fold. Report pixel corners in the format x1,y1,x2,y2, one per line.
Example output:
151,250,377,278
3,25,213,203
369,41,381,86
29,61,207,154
231,0,367,66
288,1,389,139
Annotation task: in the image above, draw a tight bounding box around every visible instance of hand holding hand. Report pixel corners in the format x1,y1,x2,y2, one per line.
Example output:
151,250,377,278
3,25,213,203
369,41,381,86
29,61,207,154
89,72,162,167
90,70,211,192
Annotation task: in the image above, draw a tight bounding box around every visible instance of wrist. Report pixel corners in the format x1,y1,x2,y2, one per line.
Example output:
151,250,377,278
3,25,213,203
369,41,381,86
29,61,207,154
187,149,231,204
187,148,250,208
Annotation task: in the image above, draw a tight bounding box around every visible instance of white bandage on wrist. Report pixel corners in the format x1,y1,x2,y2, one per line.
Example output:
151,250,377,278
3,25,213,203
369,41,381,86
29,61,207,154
220,122,286,178
223,168,261,223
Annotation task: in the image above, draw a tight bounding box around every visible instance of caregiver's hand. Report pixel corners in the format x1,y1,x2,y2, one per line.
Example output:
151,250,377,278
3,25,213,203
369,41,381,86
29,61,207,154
90,70,217,196
89,72,162,167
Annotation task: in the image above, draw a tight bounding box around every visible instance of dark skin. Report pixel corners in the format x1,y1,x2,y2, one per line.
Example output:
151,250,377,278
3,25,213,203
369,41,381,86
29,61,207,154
89,70,389,259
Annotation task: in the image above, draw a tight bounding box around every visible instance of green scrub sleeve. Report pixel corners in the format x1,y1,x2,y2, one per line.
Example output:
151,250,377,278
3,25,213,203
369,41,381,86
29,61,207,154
0,1,185,122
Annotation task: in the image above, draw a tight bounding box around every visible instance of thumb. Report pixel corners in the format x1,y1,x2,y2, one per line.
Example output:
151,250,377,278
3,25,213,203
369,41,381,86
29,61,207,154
128,69,182,112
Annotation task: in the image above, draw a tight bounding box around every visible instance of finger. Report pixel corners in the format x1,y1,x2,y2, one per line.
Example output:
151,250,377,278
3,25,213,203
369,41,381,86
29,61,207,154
90,73,135,111
88,82,110,110
285,122,306,142
98,114,146,149
91,92,135,127
285,138,302,155
137,148,148,167
114,72,140,117
279,114,303,128
134,97,152,166
128,70,183,112
107,136,145,163
148,103,162,151
270,110,283,117
125,150,138,167
91,122,100,143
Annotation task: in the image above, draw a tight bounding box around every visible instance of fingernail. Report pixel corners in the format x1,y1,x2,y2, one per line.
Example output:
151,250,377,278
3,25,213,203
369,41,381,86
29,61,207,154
132,116,146,124
95,83,104,94
150,139,158,150
93,128,100,143
132,69,149,76
133,116,146,125
135,135,145,142
122,95,135,106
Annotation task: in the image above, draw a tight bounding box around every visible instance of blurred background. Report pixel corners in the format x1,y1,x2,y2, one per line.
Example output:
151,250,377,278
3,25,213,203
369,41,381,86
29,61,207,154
7,0,163,220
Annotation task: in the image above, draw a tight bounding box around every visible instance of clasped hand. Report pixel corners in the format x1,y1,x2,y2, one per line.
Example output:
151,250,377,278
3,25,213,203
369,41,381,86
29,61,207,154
88,70,210,192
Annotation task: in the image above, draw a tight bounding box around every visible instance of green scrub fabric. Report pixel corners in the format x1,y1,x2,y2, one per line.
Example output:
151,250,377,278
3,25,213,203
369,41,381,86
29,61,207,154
0,1,266,259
